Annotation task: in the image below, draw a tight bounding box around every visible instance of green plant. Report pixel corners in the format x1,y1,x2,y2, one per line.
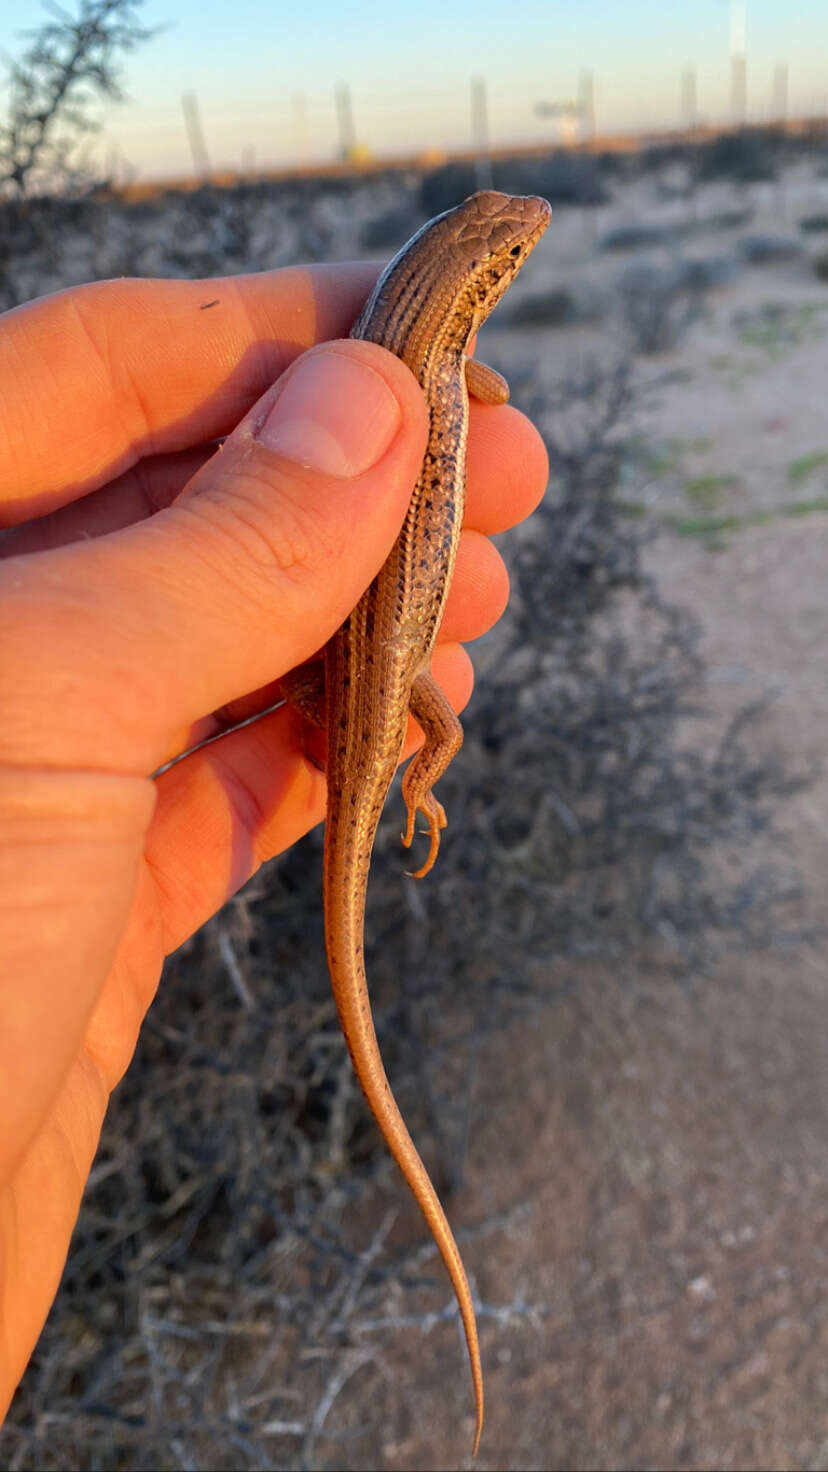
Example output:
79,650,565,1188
787,450,828,485
785,495,828,516
684,473,741,509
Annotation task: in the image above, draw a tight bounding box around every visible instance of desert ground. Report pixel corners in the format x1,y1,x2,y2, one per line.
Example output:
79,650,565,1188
2,137,827,1469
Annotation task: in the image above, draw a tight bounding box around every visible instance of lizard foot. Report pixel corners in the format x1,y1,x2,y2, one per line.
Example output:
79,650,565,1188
402,790,447,878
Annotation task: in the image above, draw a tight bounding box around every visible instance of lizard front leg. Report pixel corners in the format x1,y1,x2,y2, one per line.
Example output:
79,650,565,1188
465,357,509,404
401,669,463,879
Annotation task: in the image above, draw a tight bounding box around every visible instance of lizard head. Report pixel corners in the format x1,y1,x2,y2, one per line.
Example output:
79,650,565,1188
353,190,551,358
449,190,552,332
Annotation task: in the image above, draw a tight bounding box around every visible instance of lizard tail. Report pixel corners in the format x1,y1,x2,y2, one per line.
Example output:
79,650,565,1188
324,808,484,1456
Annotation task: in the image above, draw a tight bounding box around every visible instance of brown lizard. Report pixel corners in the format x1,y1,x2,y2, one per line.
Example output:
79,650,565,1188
290,190,550,1453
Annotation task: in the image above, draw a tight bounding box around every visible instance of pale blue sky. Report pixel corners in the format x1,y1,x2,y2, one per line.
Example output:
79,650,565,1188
2,0,827,181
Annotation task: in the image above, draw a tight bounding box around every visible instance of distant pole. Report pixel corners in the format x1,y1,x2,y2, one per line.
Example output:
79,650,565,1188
579,69,595,143
681,66,697,133
772,62,788,126
470,76,493,189
731,54,747,124
334,82,356,161
729,0,746,124
181,91,211,183
730,0,746,60
681,66,701,219
105,145,120,189
772,62,789,219
292,93,308,165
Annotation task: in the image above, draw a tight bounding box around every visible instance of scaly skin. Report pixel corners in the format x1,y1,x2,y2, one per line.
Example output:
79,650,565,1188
324,191,551,1454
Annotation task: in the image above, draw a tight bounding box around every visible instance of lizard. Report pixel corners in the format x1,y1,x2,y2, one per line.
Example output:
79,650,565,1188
287,190,550,1454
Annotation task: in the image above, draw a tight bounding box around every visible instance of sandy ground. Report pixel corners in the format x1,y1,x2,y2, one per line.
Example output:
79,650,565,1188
323,166,828,1470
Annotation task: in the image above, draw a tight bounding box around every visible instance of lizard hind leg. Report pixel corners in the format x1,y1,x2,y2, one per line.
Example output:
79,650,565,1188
279,659,326,770
401,670,463,879
279,658,325,726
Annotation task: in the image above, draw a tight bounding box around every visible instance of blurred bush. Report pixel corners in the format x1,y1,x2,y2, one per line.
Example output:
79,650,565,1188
798,213,828,234
615,263,703,353
421,151,607,217
501,285,581,328
599,223,670,252
697,130,779,184
738,233,803,265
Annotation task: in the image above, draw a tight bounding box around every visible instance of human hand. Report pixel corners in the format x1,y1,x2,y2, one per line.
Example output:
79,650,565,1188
0,267,548,1416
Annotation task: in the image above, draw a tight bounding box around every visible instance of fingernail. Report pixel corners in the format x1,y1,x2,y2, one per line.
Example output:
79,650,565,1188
257,349,401,477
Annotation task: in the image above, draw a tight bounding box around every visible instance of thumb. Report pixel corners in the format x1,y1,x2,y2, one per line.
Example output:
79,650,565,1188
0,340,428,774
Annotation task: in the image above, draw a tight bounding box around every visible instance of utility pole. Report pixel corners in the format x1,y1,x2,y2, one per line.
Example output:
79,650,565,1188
681,66,697,134
680,66,701,219
772,62,788,126
334,82,356,161
731,54,746,123
729,0,746,124
772,63,789,219
292,93,308,166
579,69,595,143
470,76,493,189
181,91,211,183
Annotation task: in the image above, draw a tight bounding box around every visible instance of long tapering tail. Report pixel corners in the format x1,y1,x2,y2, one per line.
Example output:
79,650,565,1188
323,804,484,1455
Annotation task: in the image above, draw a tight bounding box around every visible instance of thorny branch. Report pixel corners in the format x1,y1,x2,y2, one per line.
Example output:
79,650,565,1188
0,0,154,198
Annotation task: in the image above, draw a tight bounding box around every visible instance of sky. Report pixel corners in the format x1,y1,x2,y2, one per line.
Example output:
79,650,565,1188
1,0,828,183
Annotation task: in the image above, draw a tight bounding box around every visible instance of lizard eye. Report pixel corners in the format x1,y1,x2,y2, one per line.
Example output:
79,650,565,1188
509,244,522,257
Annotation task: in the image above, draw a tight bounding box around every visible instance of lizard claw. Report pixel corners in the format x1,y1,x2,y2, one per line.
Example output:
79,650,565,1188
402,796,445,878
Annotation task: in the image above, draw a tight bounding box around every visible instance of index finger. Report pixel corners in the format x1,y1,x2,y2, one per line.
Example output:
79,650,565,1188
0,264,379,525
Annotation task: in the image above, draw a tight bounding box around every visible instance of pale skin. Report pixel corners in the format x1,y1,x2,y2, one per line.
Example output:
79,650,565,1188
0,266,549,1420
